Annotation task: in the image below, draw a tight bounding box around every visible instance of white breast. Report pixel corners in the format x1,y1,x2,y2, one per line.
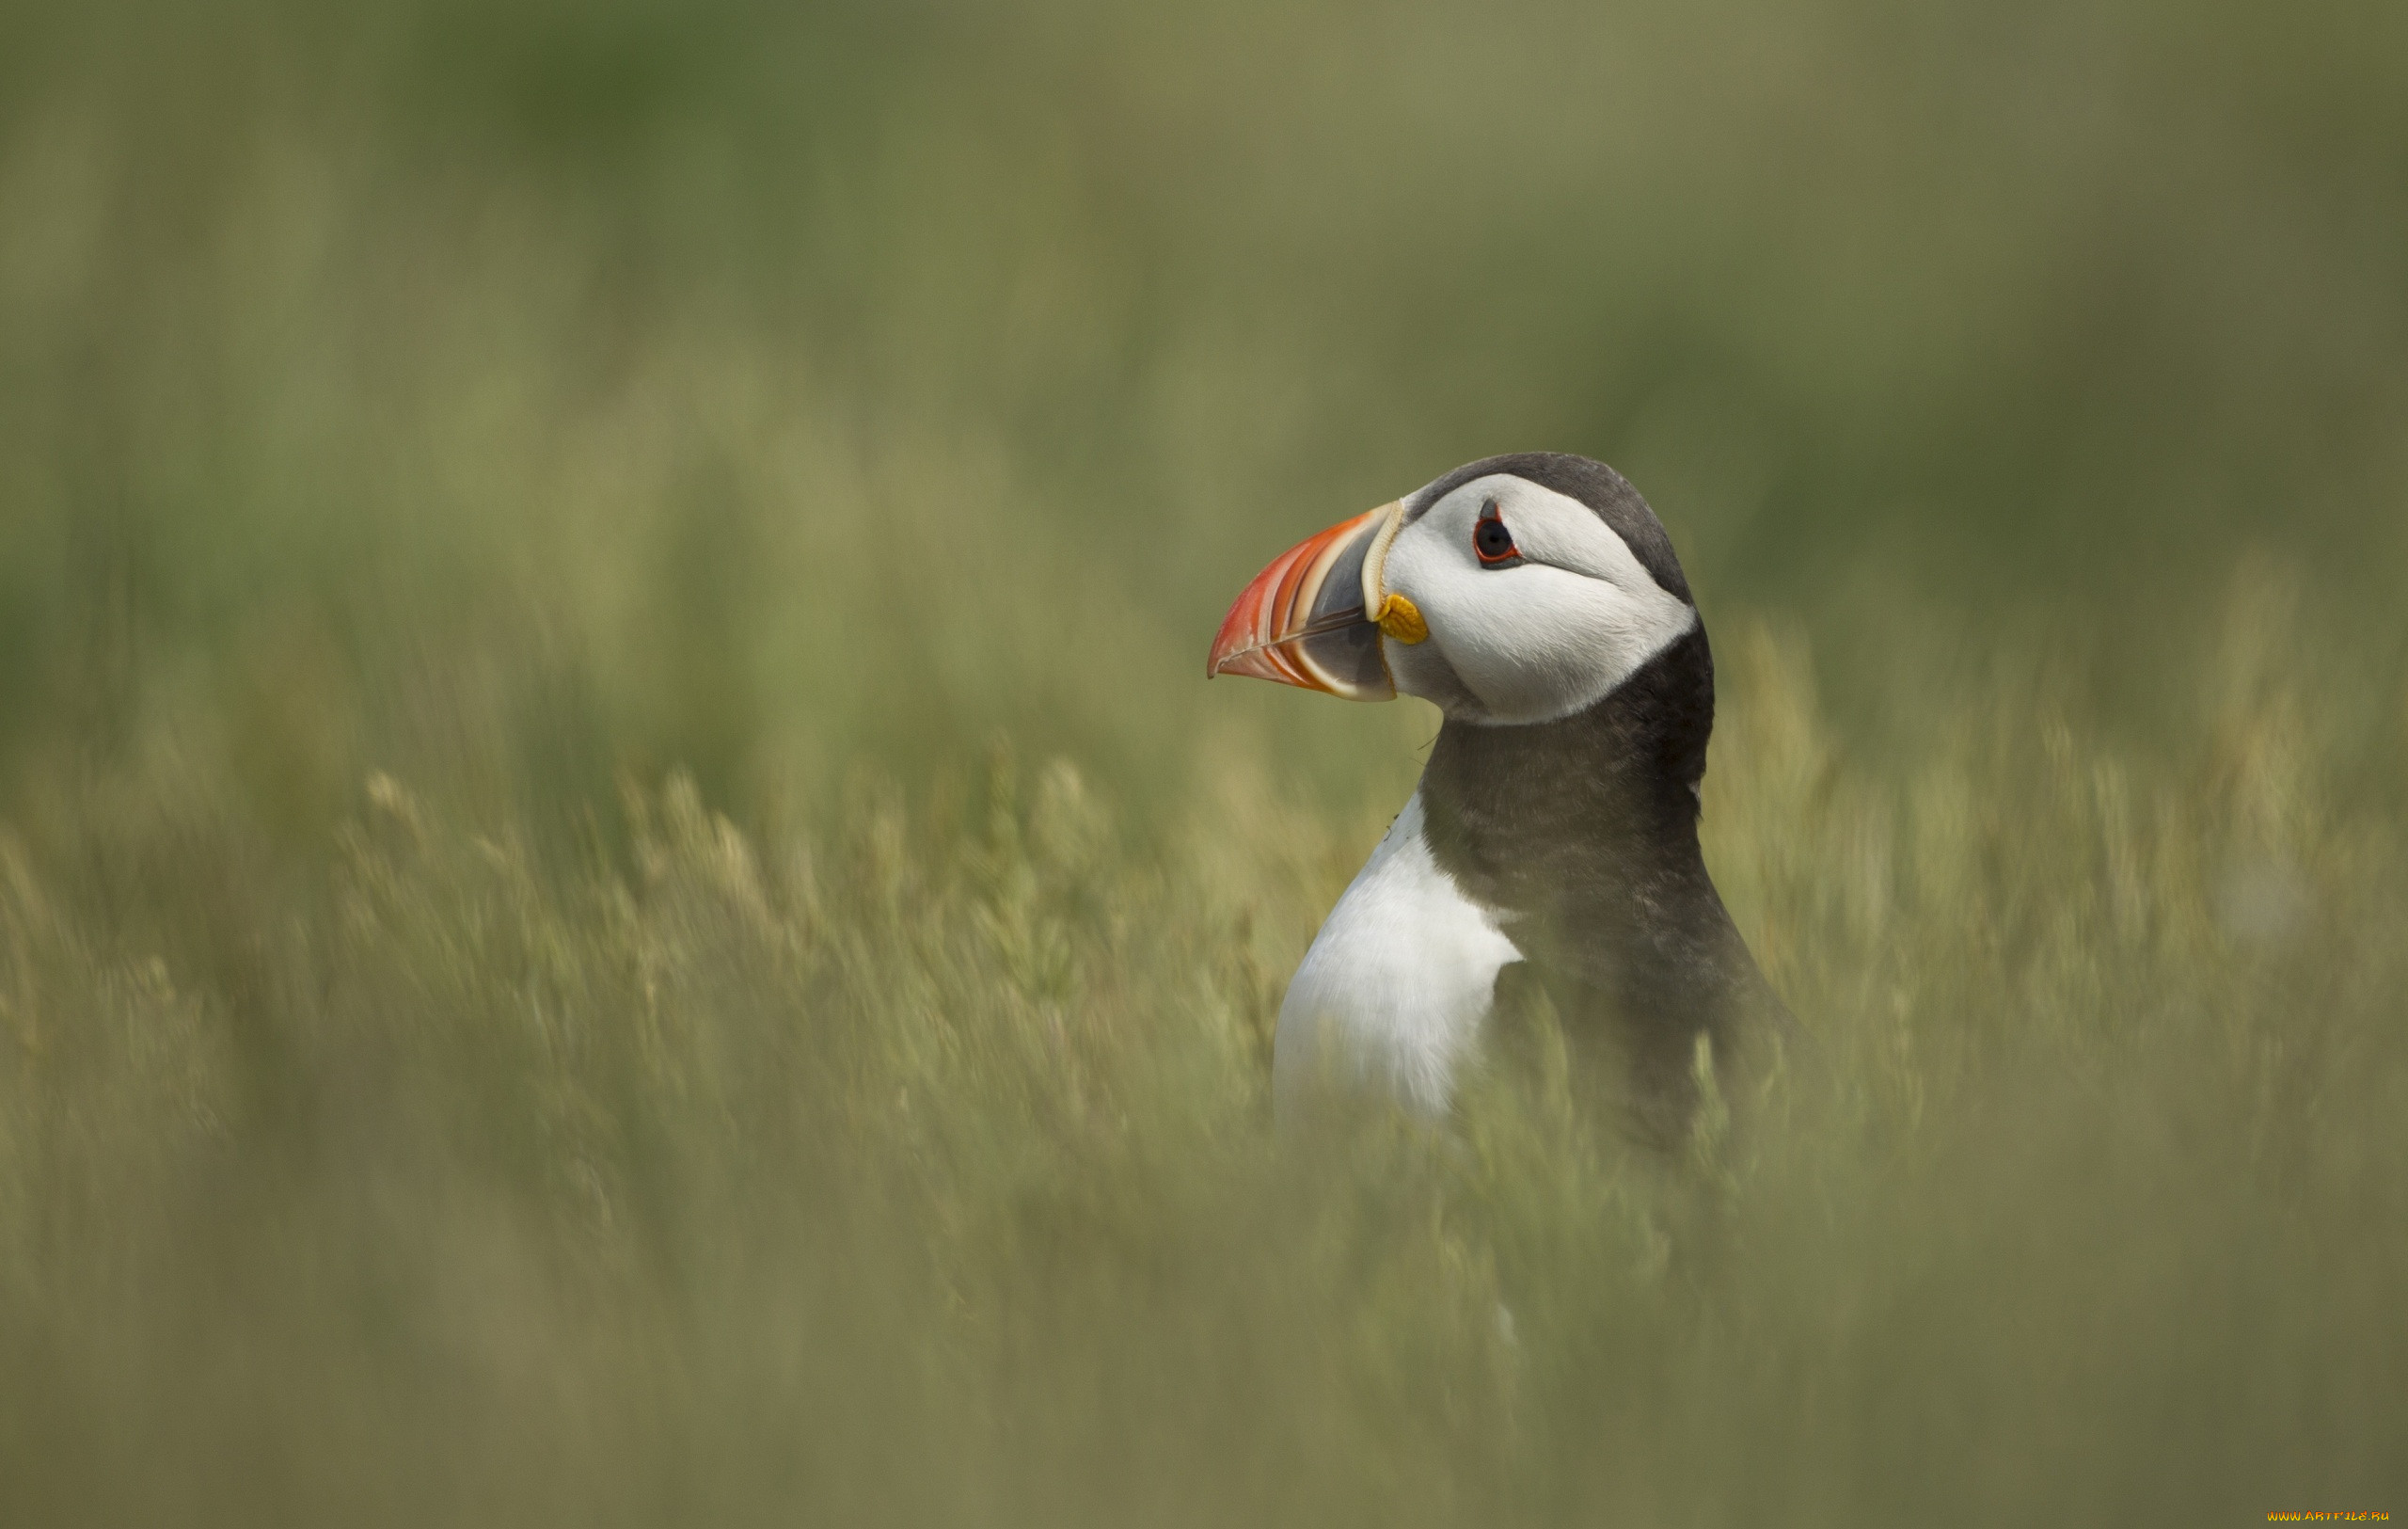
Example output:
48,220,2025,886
1274,792,1524,1121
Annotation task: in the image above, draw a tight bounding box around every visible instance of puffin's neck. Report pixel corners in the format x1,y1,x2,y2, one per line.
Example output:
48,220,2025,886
1416,625,1719,935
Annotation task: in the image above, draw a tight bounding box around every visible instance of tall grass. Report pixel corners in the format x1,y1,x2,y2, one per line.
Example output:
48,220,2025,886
5,609,2402,1524
1,0,2404,1522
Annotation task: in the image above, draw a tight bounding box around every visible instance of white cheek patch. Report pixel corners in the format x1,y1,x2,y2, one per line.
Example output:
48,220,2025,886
1383,475,1697,725
1434,563,1690,723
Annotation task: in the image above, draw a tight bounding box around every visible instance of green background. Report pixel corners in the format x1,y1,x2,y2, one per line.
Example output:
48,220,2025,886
1,2,2402,1523
6,0,2404,820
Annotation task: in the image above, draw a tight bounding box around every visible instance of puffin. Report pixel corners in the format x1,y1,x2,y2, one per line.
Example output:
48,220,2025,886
1208,453,1787,1144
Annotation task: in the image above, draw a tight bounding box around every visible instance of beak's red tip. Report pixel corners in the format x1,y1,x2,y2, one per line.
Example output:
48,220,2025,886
1206,504,1396,699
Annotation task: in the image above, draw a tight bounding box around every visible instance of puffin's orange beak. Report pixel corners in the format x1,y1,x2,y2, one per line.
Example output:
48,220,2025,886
1208,500,1413,701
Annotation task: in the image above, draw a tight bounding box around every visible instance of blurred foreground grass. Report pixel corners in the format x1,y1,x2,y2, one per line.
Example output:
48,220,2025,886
5,614,2404,1525
3,0,2406,1522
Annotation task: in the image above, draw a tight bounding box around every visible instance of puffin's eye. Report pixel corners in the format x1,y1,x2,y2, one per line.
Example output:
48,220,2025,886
1473,502,1520,565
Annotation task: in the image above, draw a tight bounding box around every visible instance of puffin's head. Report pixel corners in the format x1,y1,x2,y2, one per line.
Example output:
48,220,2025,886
1209,454,1699,725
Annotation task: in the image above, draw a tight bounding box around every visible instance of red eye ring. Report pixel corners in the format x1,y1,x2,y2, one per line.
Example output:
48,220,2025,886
1473,501,1520,565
